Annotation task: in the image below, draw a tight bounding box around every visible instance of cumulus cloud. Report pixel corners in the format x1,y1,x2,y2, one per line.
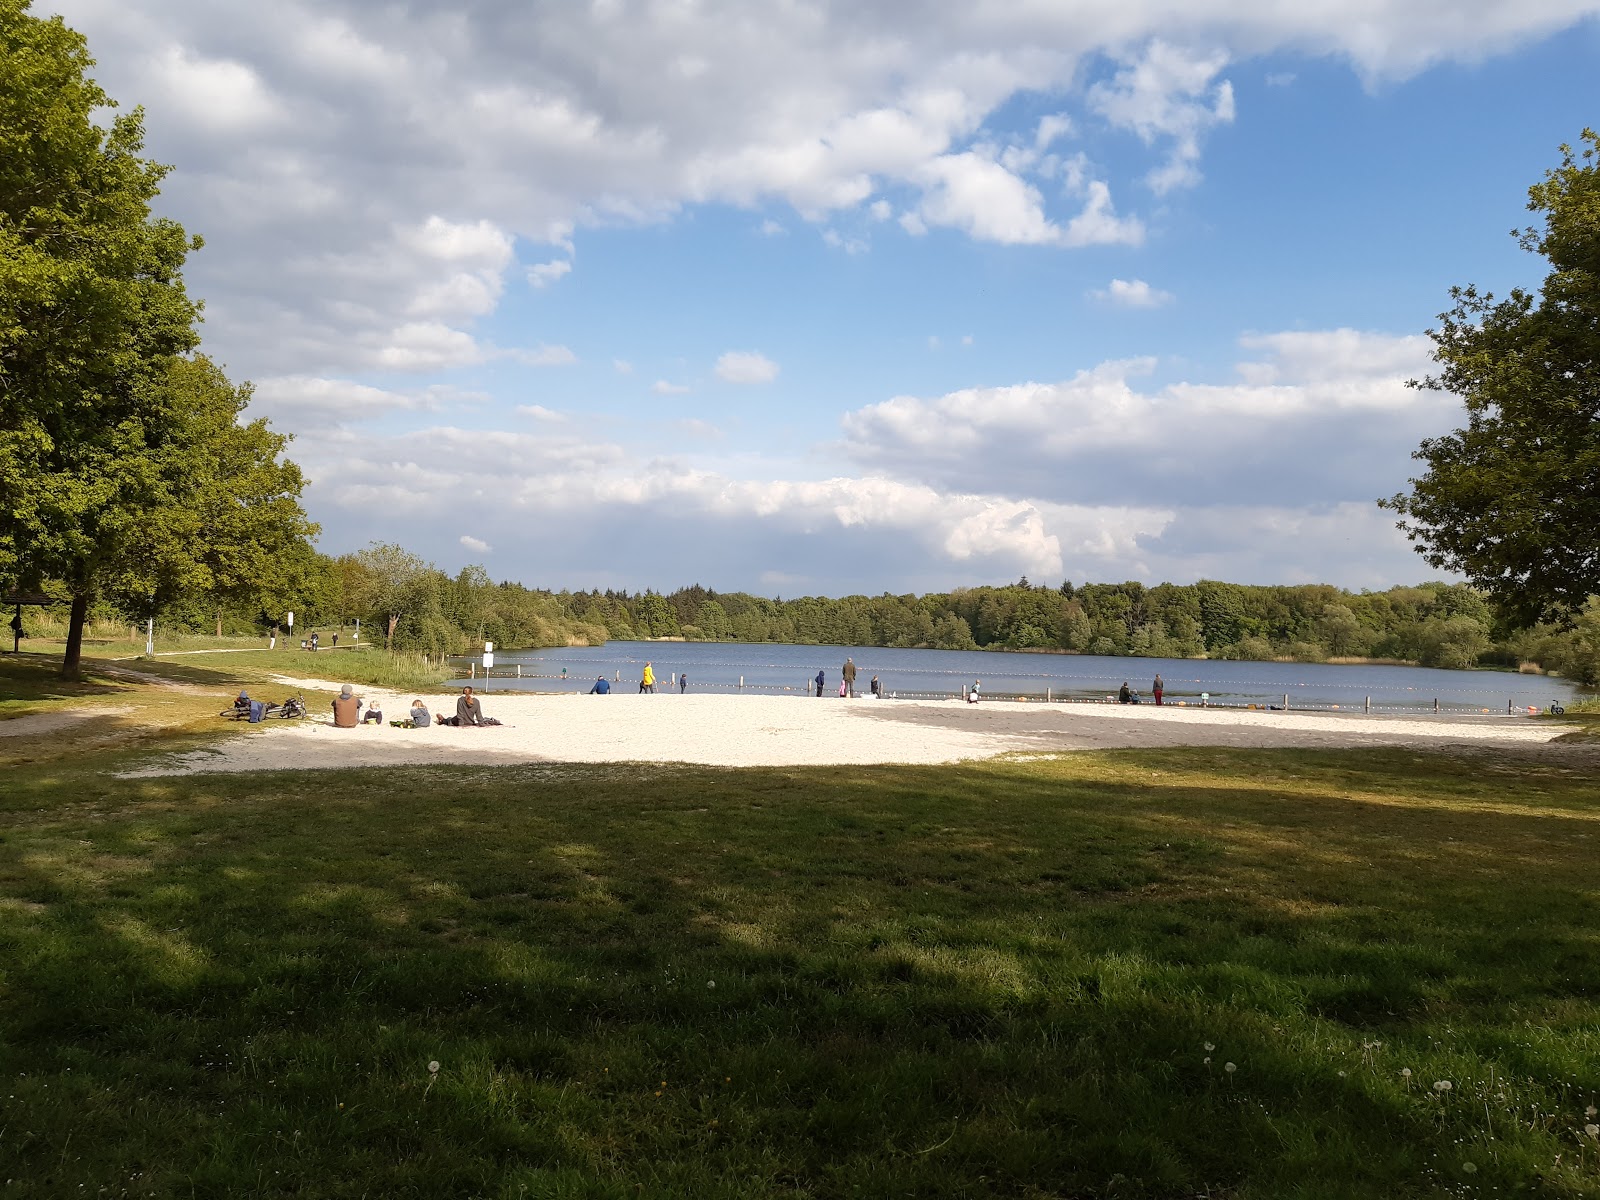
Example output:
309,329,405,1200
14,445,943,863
1088,40,1235,193
527,259,573,288
1091,278,1175,307
714,351,780,384
460,535,492,553
840,329,1444,506
652,379,691,395
50,0,1587,385
506,344,578,367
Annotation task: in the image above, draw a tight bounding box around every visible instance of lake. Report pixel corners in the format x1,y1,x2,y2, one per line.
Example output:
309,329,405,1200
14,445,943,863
448,641,1587,714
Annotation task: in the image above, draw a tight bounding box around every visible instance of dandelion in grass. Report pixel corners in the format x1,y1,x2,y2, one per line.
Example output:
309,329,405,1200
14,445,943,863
1401,1068,1412,1079
1586,1124,1599,1139
1203,1057,1211,1065
1463,1162,1477,1174
1434,1080,1452,1093
1224,1062,1236,1074
1204,1043,1215,1052
1588,1105,1598,1118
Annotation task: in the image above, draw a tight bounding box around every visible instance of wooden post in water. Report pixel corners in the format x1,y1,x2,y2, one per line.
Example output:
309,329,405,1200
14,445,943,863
1284,694,1290,711
1365,695,1371,713
1434,697,1440,714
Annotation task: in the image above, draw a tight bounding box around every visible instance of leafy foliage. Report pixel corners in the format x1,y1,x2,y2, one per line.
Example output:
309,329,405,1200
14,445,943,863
1384,131,1600,626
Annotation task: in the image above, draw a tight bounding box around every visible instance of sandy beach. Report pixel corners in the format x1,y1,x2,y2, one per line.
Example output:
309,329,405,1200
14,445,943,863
118,679,1568,777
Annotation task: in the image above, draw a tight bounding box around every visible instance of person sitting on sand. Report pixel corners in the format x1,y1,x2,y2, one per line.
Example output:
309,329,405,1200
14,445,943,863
410,699,431,727
590,676,611,694
1118,682,1132,704
362,698,384,724
454,686,485,726
968,679,981,703
332,684,361,727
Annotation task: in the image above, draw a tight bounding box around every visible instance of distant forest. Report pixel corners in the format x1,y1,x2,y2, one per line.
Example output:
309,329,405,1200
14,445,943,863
563,578,1600,685
44,548,1600,686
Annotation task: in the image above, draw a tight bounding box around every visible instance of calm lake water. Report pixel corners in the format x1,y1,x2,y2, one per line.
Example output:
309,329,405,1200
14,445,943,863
449,641,1587,714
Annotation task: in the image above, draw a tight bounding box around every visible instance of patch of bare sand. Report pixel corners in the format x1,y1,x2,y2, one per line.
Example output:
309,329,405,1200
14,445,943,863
0,706,137,738
116,692,1566,777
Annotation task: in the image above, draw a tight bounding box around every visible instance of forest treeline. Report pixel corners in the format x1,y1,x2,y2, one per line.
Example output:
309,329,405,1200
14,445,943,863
564,577,1600,683
39,547,1600,686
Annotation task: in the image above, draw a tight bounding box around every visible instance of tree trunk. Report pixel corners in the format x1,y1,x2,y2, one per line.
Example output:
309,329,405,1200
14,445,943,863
270,622,280,649
216,612,223,637
386,613,398,650
62,593,90,680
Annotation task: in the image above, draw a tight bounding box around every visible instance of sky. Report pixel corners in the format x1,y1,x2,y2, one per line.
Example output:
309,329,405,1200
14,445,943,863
43,0,1600,597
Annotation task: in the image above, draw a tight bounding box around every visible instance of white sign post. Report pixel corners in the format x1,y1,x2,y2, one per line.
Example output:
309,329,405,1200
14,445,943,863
482,641,495,672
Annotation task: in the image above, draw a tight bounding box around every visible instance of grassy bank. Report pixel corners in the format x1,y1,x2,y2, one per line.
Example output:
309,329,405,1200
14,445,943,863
1,726,1597,1197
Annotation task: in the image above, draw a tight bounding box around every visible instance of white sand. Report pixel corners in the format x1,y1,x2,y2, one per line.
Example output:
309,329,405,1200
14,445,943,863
118,684,1566,777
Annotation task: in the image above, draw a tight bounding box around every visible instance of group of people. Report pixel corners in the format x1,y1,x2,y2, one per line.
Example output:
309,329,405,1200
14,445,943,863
583,661,689,694
330,685,498,728
1117,674,1166,705
813,658,882,698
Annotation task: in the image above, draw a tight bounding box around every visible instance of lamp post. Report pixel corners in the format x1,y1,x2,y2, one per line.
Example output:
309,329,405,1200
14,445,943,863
145,596,154,656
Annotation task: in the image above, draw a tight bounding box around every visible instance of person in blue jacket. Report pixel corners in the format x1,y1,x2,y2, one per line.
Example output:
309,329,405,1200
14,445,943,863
589,676,611,694
814,669,825,697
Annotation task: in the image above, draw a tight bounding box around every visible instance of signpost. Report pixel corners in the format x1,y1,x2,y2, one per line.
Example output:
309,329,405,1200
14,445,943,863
483,641,495,675
3,592,51,654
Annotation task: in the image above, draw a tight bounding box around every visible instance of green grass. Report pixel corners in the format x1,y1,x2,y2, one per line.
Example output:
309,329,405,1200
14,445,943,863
2,734,1598,1197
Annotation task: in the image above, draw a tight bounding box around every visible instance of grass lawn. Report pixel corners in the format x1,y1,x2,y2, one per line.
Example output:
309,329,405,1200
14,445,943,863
1,682,1598,1197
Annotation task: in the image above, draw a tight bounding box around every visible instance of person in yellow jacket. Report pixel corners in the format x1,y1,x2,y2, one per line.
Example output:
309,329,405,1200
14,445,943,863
641,662,656,693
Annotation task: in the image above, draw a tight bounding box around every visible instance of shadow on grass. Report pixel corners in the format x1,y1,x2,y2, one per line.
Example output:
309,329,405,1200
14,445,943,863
0,750,1597,1197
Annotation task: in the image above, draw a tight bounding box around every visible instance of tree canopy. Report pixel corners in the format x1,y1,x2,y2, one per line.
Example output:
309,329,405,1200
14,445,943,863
0,0,316,676
1383,130,1600,626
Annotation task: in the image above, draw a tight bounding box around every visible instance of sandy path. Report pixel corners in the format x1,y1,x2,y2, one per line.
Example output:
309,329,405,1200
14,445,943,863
118,690,1565,777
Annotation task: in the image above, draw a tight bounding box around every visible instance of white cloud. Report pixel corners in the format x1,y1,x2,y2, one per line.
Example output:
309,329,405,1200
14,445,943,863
759,218,787,236
527,258,573,288
822,229,869,254
51,0,1600,389
1091,278,1175,308
652,379,691,395
913,150,1064,245
1035,112,1073,150
1061,180,1144,247
868,199,892,220
517,404,566,421
460,535,492,553
145,44,283,133
840,330,1445,506
1088,41,1236,193
506,343,578,367
714,351,780,384
613,358,634,374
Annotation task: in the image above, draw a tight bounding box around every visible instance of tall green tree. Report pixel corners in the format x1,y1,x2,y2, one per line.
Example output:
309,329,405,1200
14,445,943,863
1384,131,1600,625
0,0,208,676
352,542,434,650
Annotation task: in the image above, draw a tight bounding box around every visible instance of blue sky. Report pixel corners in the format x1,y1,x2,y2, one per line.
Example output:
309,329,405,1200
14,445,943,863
47,0,1600,595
